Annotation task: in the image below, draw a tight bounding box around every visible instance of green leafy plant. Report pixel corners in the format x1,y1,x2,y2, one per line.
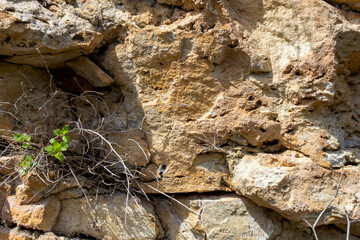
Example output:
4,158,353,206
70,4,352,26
45,125,70,162
13,125,71,175
14,133,36,175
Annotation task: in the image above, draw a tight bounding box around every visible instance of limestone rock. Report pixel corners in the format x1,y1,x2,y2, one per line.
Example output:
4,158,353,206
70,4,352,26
108,129,151,167
156,193,360,239
15,173,93,205
201,196,282,239
0,226,36,240
0,226,73,240
0,63,49,102
53,193,163,240
16,172,51,204
1,195,61,231
65,56,114,87
228,150,360,226
275,222,360,240
156,193,282,240
0,0,360,238
38,232,70,240
95,0,360,199
0,0,102,68
0,156,20,175
0,0,185,68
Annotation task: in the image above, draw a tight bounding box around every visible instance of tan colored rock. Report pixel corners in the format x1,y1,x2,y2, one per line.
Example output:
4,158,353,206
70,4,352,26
275,221,360,240
108,129,150,167
1,195,61,231
96,0,360,198
0,117,12,139
53,193,163,240
15,184,43,205
0,226,36,240
140,175,232,194
201,196,283,239
0,156,20,175
65,56,114,87
0,63,49,102
54,188,84,200
228,150,360,226
157,193,360,239
38,232,69,240
0,226,71,240
16,172,51,204
0,1,102,68
1,0,360,238
156,193,282,240
15,173,93,205
0,0,185,68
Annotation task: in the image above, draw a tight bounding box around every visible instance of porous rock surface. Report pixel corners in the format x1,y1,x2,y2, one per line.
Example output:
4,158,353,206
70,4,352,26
0,0,360,239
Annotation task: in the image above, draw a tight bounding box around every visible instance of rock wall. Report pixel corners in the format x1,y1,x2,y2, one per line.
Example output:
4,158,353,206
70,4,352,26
0,0,360,239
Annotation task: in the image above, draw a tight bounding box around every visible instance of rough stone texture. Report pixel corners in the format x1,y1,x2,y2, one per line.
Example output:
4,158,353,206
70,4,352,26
1,195,61,231
0,63,49,102
156,194,282,240
228,150,360,225
0,0,360,238
0,226,36,240
108,129,151,167
0,226,77,240
0,156,19,175
156,193,360,240
65,56,114,87
0,0,103,68
15,172,51,205
93,0,360,226
53,193,163,240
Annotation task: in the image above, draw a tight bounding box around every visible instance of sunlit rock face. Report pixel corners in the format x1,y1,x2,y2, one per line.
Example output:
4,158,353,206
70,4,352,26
0,0,360,239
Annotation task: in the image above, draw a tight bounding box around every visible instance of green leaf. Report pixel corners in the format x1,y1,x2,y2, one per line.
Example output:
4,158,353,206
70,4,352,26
52,140,61,150
62,125,69,135
22,142,30,149
18,154,35,176
49,138,55,144
53,129,62,137
62,135,70,143
45,145,54,154
55,152,64,162
25,135,31,142
61,142,69,151
19,168,26,176
14,133,21,142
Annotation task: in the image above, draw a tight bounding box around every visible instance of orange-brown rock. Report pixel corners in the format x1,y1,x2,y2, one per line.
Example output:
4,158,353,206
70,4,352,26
0,0,360,238
53,193,163,240
1,195,60,231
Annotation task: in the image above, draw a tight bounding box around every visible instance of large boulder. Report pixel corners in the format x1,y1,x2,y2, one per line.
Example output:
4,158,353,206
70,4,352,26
1,195,61,231
53,193,163,240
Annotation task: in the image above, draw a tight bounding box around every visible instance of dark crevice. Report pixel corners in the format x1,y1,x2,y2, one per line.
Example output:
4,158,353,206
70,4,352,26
324,0,360,13
263,139,279,146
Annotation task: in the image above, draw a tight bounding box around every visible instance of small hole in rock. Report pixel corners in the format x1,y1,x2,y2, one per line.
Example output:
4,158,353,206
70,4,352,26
263,139,279,146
